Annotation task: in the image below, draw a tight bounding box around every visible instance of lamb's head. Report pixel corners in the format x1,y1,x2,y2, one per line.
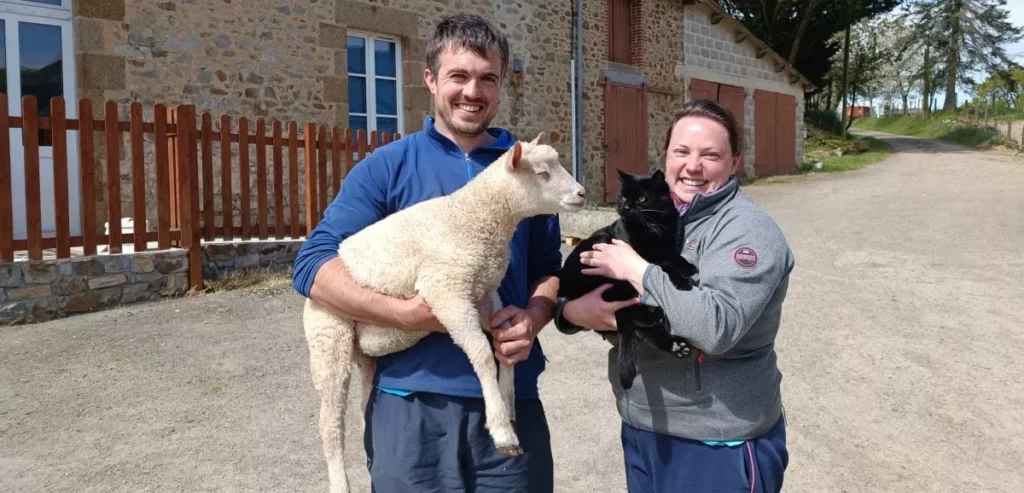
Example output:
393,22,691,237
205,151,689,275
499,133,586,216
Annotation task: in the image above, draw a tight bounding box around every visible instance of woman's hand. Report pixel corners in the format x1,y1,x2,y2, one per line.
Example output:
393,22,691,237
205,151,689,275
580,239,650,295
563,284,640,332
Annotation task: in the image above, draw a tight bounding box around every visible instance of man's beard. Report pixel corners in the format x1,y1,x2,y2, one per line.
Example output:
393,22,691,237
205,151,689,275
438,102,493,137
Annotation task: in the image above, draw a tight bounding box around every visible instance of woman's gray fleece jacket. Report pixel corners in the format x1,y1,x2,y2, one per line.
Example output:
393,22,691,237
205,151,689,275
616,177,795,441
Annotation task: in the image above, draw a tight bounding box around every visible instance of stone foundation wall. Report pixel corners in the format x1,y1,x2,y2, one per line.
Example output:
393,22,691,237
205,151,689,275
200,240,304,278
1,250,190,325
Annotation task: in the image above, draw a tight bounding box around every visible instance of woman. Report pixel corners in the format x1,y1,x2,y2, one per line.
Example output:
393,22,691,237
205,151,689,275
553,99,794,492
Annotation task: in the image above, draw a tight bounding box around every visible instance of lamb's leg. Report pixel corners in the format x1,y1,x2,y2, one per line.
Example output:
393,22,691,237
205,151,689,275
422,287,522,456
351,348,376,416
486,291,516,425
303,299,356,493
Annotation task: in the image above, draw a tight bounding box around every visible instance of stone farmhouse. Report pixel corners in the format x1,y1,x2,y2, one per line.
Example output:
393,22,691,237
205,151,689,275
7,0,812,232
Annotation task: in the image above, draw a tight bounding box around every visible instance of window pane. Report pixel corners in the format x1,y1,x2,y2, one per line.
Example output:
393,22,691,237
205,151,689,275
376,117,398,139
0,20,6,96
347,36,365,75
20,22,63,118
374,40,396,78
349,115,367,132
26,0,62,5
20,22,62,146
348,75,366,114
375,79,397,115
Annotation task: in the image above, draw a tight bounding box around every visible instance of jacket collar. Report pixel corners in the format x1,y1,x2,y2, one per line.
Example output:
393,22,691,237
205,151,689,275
680,176,740,224
422,115,515,159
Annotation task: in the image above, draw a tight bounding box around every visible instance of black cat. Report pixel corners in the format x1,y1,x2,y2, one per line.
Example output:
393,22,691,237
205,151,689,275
558,169,698,390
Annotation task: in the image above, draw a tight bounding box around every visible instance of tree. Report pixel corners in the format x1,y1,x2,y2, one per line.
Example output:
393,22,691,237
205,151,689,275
905,0,1024,111
716,0,904,90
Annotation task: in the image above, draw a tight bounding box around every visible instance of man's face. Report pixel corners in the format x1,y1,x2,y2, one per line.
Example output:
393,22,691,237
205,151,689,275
424,44,503,138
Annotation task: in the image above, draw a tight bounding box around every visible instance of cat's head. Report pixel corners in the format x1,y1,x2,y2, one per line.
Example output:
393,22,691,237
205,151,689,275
615,169,676,219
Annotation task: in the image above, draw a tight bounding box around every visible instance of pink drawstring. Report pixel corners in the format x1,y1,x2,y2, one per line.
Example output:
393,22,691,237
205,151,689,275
746,441,756,493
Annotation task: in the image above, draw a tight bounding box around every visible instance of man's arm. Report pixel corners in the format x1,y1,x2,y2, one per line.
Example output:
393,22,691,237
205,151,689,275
309,257,444,332
489,214,563,365
292,151,444,333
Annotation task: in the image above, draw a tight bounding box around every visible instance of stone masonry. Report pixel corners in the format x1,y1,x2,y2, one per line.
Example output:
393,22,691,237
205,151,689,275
1,250,190,325
70,0,809,219
201,240,303,279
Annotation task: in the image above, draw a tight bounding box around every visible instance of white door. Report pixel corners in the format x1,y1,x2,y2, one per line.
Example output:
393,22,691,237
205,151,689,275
2,0,79,240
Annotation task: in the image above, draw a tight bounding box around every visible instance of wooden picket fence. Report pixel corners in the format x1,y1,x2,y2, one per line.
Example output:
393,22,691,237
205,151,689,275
0,95,399,289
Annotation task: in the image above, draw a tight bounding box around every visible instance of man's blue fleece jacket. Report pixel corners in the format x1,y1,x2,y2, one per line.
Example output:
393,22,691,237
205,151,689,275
292,116,562,399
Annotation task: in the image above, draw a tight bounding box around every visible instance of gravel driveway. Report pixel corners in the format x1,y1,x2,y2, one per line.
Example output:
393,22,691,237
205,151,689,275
2,130,1022,492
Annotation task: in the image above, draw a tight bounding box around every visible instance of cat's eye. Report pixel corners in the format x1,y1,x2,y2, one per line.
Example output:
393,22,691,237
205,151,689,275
638,197,646,203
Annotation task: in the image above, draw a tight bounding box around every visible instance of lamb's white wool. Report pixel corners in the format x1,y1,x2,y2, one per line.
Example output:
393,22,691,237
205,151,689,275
302,133,586,493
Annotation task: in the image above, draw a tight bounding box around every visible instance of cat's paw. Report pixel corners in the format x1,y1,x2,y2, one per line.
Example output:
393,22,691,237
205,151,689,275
667,338,694,359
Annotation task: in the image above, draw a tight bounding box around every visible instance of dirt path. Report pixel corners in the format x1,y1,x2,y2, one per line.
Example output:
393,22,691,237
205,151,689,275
2,130,1023,492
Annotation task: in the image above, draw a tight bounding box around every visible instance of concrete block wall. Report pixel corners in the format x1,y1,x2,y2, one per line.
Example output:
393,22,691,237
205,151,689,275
679,5,807,175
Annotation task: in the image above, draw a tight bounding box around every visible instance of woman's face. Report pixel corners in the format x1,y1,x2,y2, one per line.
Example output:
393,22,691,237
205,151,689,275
664,116,740,204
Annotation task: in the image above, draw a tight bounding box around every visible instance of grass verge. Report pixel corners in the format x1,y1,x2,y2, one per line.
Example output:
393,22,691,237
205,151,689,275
852,114,1019,150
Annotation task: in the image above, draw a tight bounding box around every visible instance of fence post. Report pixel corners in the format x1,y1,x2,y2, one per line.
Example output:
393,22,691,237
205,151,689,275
173,105,202,291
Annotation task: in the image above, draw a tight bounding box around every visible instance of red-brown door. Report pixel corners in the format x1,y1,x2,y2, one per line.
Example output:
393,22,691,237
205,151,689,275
717,83,746,178
689,78,718,101
774,93,797,173
604,80,649,201
754,89,777,176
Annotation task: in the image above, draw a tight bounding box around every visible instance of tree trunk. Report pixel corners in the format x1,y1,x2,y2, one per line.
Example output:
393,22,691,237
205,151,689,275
902,93,909,115
922,45,932,115
841,24,851,138
788,0,819,65
943,43,958,111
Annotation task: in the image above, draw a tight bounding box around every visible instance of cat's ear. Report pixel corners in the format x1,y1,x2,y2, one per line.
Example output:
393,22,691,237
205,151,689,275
506,141,523,171
616,168,631,182
651,169,665,181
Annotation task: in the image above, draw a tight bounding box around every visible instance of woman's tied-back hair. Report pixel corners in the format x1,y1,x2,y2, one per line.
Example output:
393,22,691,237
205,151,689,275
426,14,511,81
664,99,743,157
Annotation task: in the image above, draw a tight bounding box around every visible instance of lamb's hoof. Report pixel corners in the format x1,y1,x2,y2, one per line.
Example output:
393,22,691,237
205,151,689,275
491,426,522,456
497,444,524,457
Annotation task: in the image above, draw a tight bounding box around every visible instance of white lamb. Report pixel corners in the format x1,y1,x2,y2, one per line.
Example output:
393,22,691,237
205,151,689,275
301,133,586,493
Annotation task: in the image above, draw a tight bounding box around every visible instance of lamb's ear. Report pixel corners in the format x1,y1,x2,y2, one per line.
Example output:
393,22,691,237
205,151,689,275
531,132,546,145
507,141,523,171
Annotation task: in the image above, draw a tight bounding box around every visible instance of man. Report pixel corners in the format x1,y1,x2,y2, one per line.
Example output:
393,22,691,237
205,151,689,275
291,13,561,493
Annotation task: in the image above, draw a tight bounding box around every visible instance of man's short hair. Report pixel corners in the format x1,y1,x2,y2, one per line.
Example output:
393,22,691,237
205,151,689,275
426,14,510,81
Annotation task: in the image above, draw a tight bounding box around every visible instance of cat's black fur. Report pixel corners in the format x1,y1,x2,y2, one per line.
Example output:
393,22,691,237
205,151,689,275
558,169,698,390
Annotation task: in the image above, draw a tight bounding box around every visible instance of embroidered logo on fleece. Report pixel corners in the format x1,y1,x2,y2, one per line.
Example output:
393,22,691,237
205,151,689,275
733,247,758,269
685,239,697,250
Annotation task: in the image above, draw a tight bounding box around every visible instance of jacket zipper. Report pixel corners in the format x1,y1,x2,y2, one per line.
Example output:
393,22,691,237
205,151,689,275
695,351,704,393
465,152,473,181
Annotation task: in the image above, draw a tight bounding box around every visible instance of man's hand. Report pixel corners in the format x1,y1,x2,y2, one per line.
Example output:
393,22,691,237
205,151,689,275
400,294,448,333
563,284,640,332
488,305,540,367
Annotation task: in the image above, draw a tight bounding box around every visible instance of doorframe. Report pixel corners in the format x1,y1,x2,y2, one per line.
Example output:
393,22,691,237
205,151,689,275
2,1,80,239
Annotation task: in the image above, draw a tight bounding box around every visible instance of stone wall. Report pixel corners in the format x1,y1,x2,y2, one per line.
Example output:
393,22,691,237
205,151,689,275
74,0,576,229
1,250,190,325
678,4,808,175
578,0,687,201
201,240,303,278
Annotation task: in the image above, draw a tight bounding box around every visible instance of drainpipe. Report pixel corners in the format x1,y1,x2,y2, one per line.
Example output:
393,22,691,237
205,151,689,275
572,0,585,186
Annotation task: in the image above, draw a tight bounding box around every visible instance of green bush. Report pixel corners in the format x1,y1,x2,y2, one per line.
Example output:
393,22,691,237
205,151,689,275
804,109,844,136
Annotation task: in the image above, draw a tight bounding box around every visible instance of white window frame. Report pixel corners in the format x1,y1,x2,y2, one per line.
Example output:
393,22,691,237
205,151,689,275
346,31,404,137
0,0,72,20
